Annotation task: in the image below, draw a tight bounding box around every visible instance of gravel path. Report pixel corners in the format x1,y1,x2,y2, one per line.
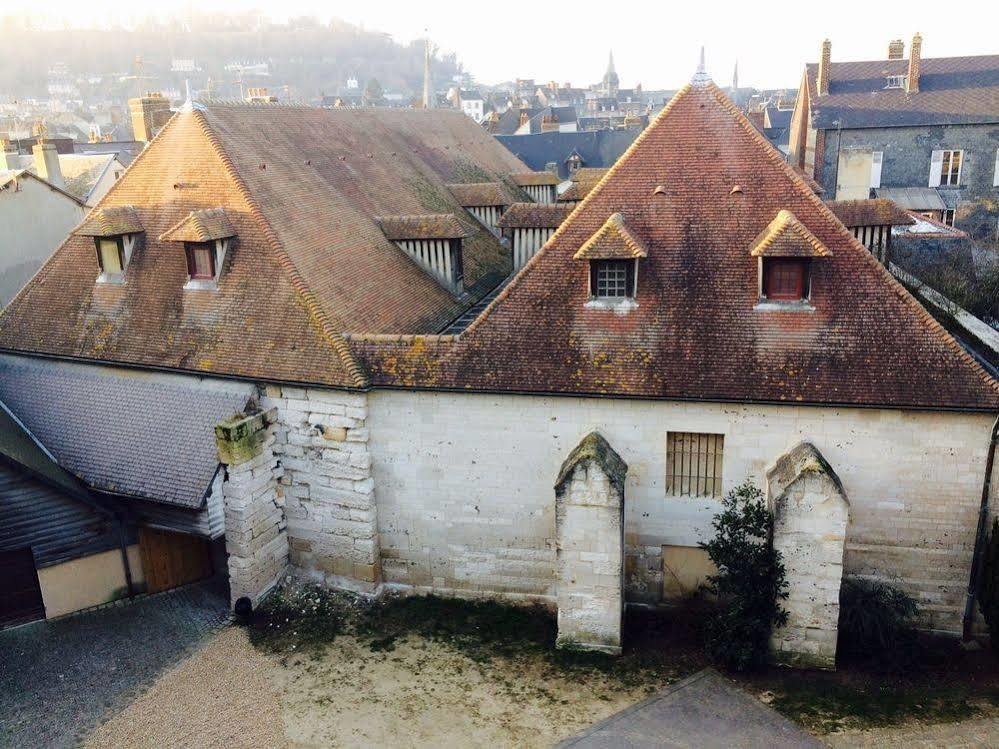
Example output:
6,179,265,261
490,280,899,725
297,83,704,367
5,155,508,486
0,581,228,749
824,716,999,748
85,627,288,749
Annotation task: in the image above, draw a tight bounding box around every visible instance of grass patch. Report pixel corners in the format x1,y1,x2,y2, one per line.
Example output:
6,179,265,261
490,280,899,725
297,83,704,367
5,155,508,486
246,582,352,655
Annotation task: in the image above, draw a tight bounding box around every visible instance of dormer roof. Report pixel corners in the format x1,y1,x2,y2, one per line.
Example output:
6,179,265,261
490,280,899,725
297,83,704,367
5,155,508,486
73,205,143,237
377,214,471,241
826,199,914,228
509,171,560,187
159,208,237,243
497,203,574,229
749,210,833,258
573,213,648,260
447,182,511,208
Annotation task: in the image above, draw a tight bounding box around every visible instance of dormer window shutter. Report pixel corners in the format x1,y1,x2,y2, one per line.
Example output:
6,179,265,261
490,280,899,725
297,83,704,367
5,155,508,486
929,150,944,187
993,148,999,188
377,215,471,295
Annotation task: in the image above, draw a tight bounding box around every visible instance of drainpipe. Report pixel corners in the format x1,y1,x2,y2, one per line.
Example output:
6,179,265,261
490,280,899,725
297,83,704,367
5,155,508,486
116,516,136,598
963,415,999,641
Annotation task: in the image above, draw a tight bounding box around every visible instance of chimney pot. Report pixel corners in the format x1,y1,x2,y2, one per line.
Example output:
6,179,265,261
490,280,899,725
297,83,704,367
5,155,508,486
888,39,905,60
907,33,922,93
817,39,831,96
32,141,64,189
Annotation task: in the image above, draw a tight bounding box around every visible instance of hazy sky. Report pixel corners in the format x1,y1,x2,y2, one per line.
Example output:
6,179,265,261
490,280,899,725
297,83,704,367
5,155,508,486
12,0,999,89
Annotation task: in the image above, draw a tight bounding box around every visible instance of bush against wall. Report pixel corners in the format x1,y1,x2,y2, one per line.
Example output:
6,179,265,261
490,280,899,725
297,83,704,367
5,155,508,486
699,481,788,671
977,518,999,648
838,578,918,666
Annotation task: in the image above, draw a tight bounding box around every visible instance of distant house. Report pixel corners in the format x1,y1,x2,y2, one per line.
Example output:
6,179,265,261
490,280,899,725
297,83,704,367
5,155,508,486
0,143,87,306
496,128,640,180
789,35,999,248
3,152,127,206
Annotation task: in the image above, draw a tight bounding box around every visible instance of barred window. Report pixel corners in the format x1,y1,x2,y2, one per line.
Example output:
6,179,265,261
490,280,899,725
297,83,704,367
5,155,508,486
590,259,635,298
666,432,724,498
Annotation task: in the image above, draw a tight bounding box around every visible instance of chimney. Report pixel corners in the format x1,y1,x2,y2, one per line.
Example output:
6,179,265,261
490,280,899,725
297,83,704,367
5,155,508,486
817,39,831,96
907,33,922,93
32,141,64,189
519,110,530,128
129,92,172,143
888,39,905,60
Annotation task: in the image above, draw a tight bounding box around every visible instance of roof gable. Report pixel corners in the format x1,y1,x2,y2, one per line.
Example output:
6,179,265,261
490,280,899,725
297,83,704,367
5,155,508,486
73,205,143,237
352,82,999,410
160,208,237,243
749,210,833,258
573,213,649,259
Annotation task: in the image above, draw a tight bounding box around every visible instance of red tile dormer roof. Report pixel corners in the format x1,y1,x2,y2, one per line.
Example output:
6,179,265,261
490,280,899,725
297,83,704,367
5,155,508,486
749,210,833,258
159,208,236,243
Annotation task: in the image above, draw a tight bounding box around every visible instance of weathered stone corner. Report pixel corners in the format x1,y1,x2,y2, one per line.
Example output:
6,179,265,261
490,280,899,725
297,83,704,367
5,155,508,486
215,407,277,466
555,431,628,656
767,441,850,670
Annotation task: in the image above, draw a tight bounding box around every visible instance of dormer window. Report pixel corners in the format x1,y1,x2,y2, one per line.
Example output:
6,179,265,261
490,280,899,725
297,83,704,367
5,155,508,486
72,205,144,285
749,209,832,309
573,213,648,309
160,208,236,290
377,214,471,295
447,183,511,237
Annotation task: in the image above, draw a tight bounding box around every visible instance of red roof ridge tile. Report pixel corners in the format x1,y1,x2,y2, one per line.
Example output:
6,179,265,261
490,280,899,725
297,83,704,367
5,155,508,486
190,108,369,389
573,212,649,260
749,209,833,258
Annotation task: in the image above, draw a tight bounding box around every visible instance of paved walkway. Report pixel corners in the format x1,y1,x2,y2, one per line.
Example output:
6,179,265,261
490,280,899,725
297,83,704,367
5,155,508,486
557,668,823,749
0,581,229,749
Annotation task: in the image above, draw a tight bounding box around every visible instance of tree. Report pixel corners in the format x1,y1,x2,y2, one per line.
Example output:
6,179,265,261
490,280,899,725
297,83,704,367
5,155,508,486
363,77,385,105
699,481,788,671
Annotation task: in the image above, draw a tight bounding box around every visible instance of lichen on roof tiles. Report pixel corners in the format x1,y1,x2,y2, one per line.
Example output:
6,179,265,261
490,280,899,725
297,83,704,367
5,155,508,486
377,214,471,240
826,199,914,228
509,171,560,187
73,205,143,237
497,203,574,229
446,182,512,207
573,213,649,260
160,208,237,242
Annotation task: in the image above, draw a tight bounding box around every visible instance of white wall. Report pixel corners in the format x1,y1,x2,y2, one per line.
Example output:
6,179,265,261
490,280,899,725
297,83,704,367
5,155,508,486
369,390,996,634
0,175,84,305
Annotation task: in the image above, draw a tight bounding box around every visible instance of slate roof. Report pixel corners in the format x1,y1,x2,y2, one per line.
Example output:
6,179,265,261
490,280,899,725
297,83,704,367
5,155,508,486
0,104,527,388
509,171,560,187
496,129,639,180
749,210,833,258
0,355,254,507
0,399,88,499
826,199,914,228
804,54,999,129
874,187,947,212
447,182,512,207
351,82,999,411
497,203,574,229
73,205,143,237
377,214,471,240
160,208,237,242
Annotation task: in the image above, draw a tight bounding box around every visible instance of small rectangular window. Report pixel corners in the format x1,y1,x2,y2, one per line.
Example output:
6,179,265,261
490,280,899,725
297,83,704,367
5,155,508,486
186,242,216,279
942,209,956,227
590,259,635,298
763,258,808,300
940,149,962,186
96,237,123,274
884,75,906,89
666,432,724,498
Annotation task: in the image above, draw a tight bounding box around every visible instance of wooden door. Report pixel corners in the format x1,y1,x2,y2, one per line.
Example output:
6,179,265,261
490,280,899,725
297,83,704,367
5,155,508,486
138,528,213,594
0,548,46,627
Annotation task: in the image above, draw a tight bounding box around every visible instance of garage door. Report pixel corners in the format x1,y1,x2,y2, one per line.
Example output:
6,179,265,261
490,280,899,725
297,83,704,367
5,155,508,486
138,528,213,594
0,548,46,627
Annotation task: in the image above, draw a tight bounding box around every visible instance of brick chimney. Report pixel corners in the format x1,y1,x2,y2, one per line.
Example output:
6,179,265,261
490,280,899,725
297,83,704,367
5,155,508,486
888,39,905,60
907,33,922,94
32,141,64,189
817,39,831,96
129,93,172,143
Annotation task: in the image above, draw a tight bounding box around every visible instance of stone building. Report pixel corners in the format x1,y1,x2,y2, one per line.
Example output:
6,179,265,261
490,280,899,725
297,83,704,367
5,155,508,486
1,75,997,663
788,35,999,249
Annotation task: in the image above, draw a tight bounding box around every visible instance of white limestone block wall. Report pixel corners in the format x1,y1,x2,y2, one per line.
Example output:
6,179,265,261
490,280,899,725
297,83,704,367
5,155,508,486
216,408,289,605
368,390,994,634
554,432,627,654
767,442,849,669
259,385,380,591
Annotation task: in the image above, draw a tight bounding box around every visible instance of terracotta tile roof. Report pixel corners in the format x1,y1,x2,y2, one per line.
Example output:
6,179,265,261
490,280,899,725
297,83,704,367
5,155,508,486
447,182,512,207
804,54,999,129
497,202,574,229
509,171,560,187
377,214,471,240
73,205,143,237
558,182,594,202
571,168,610,183
749,210,833,258
826,199,914,228
351,83,999,410
0,104,528,388
573,213,649,259
159,208,237,242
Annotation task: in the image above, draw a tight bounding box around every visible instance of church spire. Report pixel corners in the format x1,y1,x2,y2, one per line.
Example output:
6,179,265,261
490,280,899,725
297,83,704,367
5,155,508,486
691,46,712,87
732,60,739,91
423,36,435,109
607,50,616,76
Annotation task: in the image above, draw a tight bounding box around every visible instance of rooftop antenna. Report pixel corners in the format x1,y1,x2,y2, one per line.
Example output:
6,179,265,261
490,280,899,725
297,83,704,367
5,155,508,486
691,46,712,87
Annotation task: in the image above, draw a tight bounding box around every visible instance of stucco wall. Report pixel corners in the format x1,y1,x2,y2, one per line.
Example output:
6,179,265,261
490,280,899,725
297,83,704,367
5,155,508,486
0,176,85,306
37,544,143,619
368,390,996,634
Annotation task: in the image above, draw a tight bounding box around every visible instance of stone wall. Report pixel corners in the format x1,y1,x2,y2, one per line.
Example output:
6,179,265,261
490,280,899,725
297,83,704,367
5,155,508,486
767,443,849,669
216,409,288,604
259,385,380,592
554,433,627,654
368,389,995,634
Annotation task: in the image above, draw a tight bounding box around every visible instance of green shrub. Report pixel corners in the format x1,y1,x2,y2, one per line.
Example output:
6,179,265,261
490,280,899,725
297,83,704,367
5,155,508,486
838,578,918,665
699,481,788,671
977,518,999,648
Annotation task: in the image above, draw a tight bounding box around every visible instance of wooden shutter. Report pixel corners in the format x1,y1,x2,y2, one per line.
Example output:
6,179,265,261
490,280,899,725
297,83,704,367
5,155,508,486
870,151,883,188
929,150,943,187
